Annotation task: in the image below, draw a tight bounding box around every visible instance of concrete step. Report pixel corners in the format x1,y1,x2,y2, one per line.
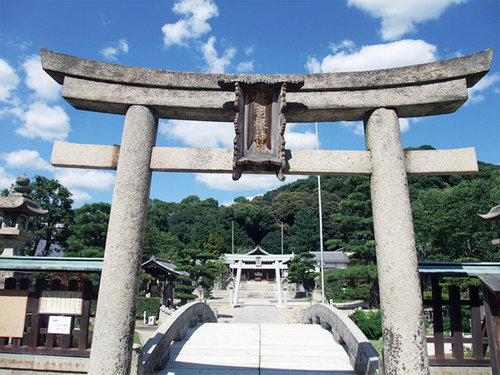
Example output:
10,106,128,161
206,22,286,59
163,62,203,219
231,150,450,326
155,322,355,375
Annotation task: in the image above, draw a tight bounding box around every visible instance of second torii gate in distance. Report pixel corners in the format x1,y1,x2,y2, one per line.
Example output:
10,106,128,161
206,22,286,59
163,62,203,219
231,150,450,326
41,48,493,375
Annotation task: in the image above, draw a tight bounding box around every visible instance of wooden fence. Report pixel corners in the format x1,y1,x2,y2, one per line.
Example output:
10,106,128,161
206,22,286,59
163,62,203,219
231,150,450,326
423,276,490,367
0,277,93,357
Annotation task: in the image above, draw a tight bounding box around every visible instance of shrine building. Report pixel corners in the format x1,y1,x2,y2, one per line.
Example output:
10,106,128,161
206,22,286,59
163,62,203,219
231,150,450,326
223,246,293,281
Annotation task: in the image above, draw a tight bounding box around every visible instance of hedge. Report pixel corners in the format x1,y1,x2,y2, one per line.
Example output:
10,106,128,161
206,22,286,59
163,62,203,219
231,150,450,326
136,297,161,319
352,309,382,340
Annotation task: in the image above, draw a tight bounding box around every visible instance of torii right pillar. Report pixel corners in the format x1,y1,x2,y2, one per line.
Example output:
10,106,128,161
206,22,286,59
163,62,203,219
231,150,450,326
365,108,428,373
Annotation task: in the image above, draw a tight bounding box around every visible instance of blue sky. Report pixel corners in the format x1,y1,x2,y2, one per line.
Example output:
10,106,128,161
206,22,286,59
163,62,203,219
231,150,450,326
0,0,499,207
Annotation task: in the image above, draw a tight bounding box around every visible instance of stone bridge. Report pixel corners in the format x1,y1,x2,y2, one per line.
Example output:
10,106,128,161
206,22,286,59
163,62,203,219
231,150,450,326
134,301,379,375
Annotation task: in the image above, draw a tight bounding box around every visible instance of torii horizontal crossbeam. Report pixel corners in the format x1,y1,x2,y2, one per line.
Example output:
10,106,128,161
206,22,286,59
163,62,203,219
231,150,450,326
51,141,478,176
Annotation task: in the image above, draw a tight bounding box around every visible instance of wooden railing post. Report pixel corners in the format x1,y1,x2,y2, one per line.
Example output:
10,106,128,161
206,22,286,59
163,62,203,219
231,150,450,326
431,277,445,360
470,285,484,360
449,285,464,360
79,280,92,350
29,279,46,348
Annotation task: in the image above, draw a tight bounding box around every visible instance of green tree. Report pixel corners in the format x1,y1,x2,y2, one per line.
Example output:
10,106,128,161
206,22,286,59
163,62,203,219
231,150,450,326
175,247,218,304
325,265,379,307
413,175,500,261
232,203,276,245
271,191,311,226
289,208,319,253
261,228,288,254
142,223,185,261
218,205,254,252
65,202,110,257
288,251,317,293
326,176,375,264
168,195,221,248
25,176,74,256
148,198,178,232
155,232,185,261
203,230,226,257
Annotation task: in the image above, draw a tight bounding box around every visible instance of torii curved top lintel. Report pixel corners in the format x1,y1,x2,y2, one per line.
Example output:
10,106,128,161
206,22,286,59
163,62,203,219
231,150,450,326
41,48,492,91
40,48,493,122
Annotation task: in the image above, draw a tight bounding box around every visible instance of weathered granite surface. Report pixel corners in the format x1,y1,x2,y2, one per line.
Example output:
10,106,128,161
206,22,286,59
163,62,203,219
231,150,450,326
51,141,478,176
365,108,428,374
40,48,492,122
302,303,379,375
41,48,492,90
0,194,47,216
60,75,468,122
87,106,158,375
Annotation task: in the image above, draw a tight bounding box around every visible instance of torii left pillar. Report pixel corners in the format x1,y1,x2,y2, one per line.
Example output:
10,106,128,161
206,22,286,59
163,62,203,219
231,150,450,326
88,106,158,375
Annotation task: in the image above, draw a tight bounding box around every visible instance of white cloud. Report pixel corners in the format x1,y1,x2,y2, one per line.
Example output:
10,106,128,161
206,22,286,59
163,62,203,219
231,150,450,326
22,55,61,101
196,173,303,191
0,58,20,102
160,120,234,147
308,40,437,73
54,169,115,192
244,46,254,56
69,189,92,204
305,57,321,74
162,0,218,47
329,40,355,54
0,167,15,190
200,36,236,73
160,120,318,149
399,118,410,133
467,73,500,104
236,60,254,73
348,0,467,41
16,102,70,142
340,121,365,136
0,105,24,121
2,150,54,171
285,124,317,149
100,38,129,61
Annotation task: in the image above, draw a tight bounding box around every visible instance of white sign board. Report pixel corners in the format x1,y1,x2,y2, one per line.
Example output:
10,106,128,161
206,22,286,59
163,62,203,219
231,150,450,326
47,315,72,334
39,291,83,315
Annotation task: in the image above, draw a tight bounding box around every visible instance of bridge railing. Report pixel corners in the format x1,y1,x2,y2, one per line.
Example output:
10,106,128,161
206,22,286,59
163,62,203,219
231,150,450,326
302,303,380,375
134,301,216,375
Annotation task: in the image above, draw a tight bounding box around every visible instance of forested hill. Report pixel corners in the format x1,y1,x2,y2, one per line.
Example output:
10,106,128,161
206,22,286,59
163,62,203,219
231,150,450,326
9,147,499,263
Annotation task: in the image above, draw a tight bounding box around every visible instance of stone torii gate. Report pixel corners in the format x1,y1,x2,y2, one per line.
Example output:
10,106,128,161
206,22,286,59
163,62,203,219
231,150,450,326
41,48,492,375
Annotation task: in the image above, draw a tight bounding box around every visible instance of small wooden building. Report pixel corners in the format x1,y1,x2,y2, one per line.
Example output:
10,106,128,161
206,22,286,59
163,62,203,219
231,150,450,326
141,257,188,307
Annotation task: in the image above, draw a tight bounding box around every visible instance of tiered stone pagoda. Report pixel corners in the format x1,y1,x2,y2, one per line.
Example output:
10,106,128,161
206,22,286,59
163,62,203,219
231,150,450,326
0,174,47,287
0,174,47,256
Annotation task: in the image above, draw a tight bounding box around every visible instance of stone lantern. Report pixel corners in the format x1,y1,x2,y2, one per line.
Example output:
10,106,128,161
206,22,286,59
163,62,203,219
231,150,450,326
0,174,47,256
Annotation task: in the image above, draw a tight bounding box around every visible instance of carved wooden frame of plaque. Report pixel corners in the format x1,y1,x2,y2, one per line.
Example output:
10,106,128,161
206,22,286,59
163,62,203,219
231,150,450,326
219,80,303,181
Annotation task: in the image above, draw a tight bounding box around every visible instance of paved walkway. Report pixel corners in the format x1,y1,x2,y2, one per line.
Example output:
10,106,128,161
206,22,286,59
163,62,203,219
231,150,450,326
156,323,355,375
231,305,285,324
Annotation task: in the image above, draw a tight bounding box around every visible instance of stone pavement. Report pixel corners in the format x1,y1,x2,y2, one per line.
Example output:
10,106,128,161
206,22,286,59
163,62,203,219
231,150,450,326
231,305,285,324
155,323,355,375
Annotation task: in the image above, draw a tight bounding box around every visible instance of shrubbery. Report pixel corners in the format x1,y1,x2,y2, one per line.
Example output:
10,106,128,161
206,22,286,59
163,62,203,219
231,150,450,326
136,297,161,319
352,309,382,340
325,265,379,306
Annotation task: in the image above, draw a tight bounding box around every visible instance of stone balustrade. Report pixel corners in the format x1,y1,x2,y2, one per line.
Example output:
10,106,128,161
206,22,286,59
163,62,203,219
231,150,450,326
135,301,216,375
302,303,380,375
